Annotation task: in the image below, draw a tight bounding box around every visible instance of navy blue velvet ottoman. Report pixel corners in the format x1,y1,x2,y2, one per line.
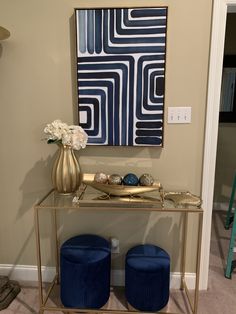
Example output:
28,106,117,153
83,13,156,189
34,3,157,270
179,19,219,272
125,244,170,311
60,234,111,309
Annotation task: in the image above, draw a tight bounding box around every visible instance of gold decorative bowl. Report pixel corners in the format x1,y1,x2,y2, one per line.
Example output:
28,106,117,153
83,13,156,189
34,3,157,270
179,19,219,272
81,173,162,197
84,181,162,197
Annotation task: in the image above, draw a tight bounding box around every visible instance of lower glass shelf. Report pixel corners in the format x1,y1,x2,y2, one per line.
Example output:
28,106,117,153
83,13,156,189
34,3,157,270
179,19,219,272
42,282,193,314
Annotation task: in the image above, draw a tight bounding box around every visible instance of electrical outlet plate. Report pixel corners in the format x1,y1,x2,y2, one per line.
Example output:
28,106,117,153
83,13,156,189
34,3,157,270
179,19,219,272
111,246,120,254
110,238,120,254
168,107,192,124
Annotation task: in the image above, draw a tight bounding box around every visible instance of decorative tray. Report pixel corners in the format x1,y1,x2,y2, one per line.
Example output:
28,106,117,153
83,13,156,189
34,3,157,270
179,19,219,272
164,191,202,207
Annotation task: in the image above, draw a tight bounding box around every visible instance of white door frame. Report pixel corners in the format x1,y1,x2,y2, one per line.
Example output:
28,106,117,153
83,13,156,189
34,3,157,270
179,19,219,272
200,0,236,289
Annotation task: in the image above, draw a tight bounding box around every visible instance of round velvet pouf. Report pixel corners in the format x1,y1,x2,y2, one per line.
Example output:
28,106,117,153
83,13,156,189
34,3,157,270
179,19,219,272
125,244,170,312
60,234,111,309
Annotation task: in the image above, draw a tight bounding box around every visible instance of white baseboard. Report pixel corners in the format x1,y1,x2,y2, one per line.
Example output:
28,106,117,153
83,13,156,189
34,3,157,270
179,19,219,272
0,264,197,289
0,264,56,282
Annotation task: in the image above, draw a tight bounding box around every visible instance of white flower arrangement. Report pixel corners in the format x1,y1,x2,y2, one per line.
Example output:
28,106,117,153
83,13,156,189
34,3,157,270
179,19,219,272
44,119,88,150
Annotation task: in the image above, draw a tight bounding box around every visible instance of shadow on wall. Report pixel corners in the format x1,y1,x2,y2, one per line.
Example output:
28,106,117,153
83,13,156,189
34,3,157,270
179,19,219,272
16,155,54,219
75,146,163,185
56,210,152,246
143,214,180,272
78,145,163,159
5,227,35,279
5,155,56,270
55,210,179,271
0,44,2,58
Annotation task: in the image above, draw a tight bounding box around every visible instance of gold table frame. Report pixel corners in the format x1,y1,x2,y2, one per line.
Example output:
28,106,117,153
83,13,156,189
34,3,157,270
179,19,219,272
34,184,203,314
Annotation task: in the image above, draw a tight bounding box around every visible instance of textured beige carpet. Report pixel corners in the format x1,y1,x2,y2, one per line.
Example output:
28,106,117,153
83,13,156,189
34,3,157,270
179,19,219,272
1,210,236,314
197,209,236,314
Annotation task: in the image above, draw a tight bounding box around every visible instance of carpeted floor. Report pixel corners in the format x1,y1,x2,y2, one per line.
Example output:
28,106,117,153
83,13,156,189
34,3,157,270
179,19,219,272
197,209,236,314
1,209,236,314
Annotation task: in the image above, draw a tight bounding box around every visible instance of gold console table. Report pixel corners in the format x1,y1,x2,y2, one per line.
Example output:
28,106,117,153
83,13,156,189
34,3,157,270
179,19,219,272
34,181,203,314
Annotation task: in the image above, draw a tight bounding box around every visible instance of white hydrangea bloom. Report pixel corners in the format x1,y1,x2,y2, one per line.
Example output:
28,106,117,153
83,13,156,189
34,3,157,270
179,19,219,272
44,120,88,150
61,133,72,146
69,125,88,150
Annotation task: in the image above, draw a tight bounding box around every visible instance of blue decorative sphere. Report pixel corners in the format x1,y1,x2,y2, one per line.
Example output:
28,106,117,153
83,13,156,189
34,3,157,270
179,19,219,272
123,173,139,186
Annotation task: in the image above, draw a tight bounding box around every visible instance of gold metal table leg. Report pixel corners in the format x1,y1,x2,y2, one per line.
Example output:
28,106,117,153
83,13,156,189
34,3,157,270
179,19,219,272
180,212,188,290
193,212,203,314
52,208,60,284
181,211,203,314
34,206,44,314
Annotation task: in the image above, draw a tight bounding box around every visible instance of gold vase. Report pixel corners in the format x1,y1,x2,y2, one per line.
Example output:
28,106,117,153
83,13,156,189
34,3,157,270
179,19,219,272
52,143,80,194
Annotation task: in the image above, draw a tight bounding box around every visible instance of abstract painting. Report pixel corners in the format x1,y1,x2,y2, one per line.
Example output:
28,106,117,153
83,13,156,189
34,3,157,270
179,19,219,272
75,7,167,146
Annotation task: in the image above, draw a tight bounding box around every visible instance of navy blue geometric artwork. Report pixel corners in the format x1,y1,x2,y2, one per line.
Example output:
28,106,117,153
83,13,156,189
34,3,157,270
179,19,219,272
75,7,167,146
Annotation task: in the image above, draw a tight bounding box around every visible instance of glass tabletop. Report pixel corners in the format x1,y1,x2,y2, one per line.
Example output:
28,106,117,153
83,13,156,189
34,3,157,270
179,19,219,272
35,184,203,213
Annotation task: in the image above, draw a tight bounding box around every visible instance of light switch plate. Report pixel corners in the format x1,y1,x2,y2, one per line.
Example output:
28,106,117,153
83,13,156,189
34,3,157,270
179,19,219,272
168,107,192,124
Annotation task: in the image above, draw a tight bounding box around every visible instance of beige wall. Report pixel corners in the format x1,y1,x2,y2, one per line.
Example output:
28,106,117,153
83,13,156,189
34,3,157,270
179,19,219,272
0,0,212,271
214,14,236,205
